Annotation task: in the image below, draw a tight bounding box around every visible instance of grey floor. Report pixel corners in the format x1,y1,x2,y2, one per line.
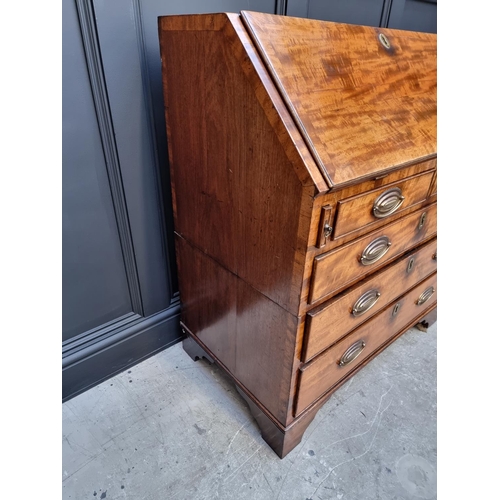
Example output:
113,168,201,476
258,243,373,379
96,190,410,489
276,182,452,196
62,322,437,500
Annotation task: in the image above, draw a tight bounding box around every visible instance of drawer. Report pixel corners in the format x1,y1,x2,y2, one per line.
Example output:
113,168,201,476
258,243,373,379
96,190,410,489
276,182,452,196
303,238,437,363
309,202,436,304
333,170,435,240
296,273,437,415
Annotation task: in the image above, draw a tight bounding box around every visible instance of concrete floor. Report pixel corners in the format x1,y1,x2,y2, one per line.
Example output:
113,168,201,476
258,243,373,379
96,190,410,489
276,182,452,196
62,322,437,500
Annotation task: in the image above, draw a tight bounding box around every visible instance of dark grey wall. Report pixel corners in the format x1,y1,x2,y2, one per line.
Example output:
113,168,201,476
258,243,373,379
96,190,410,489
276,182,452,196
287,0,436,33
62,0,276,401
62,0,133,342
288,0,388,26
388,0,437,33
62,0,179,401
62,0,436,401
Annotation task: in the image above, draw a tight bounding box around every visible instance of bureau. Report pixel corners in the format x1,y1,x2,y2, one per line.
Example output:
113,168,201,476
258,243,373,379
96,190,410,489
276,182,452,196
158,11,437,458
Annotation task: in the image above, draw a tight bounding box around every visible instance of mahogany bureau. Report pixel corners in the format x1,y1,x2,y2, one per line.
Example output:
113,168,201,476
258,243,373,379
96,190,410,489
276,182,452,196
158,11,437,458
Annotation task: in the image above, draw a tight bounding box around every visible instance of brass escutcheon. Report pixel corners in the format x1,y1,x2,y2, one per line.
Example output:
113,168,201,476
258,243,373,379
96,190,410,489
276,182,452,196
392,302,401,316
379,33,391,49
418,212,427,231
407,257,415,273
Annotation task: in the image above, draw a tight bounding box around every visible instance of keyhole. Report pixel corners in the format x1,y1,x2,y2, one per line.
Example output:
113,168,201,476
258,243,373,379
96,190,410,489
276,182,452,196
418,212,427,230
379,33,391,49
407,258,415,273
392,303,401,316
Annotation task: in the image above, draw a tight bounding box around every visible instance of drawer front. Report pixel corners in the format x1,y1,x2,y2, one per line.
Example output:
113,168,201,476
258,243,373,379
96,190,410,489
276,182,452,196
333,170,435,240
296,273,437,416
303,238,437,362
309,203,437,304
429,172,437,197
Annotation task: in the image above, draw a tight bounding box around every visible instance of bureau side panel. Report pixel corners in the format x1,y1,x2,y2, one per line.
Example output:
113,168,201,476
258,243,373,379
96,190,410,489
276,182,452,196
160,26,238,272
176,235,297,425
159,15,315,314
175,235,237,372
235,278,298,425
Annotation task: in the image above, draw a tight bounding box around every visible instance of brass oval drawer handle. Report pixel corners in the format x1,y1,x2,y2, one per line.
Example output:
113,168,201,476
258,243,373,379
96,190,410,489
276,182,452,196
360,236,391,266
372,187,405,219
352,289,381,317
416,286,435,306
339,340,366,367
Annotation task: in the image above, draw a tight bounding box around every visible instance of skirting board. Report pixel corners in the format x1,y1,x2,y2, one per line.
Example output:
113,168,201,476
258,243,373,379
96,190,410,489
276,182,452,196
62,304,182,402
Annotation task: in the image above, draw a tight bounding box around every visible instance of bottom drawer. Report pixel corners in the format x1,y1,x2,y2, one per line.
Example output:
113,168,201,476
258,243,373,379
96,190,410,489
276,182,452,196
295,272,437,416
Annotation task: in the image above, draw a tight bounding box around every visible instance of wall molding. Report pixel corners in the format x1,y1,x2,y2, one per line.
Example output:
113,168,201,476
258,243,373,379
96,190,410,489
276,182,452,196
379,0,394,27
75,0,144,315
62,300,182,401
275,0,288,15
62,312,141,360
131,0,178,296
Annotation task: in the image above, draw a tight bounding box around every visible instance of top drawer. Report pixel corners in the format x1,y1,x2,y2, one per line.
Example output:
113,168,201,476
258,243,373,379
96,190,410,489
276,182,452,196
333,170,435,240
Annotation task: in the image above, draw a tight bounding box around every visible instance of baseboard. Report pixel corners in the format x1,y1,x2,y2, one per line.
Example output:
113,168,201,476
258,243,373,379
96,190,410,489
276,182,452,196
62,303,182,402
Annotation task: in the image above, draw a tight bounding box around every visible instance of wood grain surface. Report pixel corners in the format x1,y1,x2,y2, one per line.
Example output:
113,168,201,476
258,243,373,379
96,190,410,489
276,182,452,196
429,171,437,197
296,272,437,415
159,11,437,458
333,170,434,240
159,13,319,313
242,11,437,187
299,158,436,316
303,238,437,362
309,202,437,304
176,235,298,425
235,385,323,458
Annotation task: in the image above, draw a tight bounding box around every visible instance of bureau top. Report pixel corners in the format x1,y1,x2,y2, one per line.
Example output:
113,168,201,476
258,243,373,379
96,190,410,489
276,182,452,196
159,11,436,191
241,11,436,188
